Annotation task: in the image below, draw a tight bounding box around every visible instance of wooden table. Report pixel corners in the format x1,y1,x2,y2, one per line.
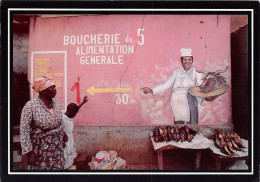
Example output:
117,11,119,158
211,152,248,170
150,132,212,170
209,138,248,170
156,145,204,170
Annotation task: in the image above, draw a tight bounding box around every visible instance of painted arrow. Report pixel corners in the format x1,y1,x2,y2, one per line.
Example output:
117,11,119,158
86,85,135,96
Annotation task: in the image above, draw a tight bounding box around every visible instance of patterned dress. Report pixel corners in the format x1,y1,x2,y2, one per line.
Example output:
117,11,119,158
20,97,65,170
62,114,77,169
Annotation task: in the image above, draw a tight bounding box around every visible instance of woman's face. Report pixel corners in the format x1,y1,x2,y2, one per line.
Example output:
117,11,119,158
40,85,57,99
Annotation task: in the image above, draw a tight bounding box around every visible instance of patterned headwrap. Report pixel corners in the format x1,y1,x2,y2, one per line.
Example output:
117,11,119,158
32,76,55,93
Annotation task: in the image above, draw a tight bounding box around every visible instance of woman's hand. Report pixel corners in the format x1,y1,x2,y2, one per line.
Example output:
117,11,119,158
21,154,28,169
78,96,89,109
27,151,37,165
21,151,37,169
140,87,153,94
82,96,88,103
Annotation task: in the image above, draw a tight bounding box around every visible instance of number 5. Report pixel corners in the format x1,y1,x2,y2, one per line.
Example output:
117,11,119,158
137,29,144,45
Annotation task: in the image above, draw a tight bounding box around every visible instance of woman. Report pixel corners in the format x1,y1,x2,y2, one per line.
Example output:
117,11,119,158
20,76,67,170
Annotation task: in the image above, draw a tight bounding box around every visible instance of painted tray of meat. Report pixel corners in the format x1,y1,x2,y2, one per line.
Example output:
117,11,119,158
188,84,230,98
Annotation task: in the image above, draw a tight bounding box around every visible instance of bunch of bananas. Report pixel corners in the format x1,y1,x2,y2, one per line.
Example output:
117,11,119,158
213,129,244,156
152,125,197,143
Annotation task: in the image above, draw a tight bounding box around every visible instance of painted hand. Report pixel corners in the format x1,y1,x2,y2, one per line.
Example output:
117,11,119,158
140,87,153,94
205,95,219,101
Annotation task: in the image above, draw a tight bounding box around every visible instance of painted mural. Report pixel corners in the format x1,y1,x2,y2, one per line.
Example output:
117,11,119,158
28,15,232,126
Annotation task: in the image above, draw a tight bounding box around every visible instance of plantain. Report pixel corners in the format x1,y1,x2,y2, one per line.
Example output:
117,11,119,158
231,132,244,148
214,137,223,149
153,127,160,142
187,133,192,142
159,136,164,142
172,133,177,141
166,126,172,142
189,133,195,141
165,135,170,143
159,128,164,136
220,137,226,147
180,130,186,142
175,126,180,133
223,145,235,156
213,133,219,141
174,126,180,142
222,132,227,139
184,125,190,134
153,127,159,136
170,127,175,140
180,135,185,142
162,126,167,136
225,138,234,151
175,133,181,142
185,126,195,142
166,126,171,134
154,136,159,143
218,133,224,140
231,138,243,151
234,137,244,148
220,148,228,155
170,127,175,135
233,132,241,139
226,132,231,138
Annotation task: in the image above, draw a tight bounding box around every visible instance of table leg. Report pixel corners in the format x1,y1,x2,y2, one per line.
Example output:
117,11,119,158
194,150,202,169
215,159,221,170
157,149,163,170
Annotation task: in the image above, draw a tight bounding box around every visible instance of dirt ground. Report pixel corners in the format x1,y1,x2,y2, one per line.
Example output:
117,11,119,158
13,149,245,171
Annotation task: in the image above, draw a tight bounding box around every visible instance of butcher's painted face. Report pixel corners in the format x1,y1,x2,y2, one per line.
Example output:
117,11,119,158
181,56,193,71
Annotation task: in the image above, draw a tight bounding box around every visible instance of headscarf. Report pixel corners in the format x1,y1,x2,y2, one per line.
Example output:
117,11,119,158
32,76,55,93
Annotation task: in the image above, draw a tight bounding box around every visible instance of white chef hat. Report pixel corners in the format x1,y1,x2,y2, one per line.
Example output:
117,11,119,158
181,48,192,57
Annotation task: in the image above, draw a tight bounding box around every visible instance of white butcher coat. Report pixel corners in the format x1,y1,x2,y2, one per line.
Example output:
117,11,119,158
152,67,203,122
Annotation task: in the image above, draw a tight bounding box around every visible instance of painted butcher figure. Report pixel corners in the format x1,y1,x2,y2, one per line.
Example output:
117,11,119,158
141,48,216,124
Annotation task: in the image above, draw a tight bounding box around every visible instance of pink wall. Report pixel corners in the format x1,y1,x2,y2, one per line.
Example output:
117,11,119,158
28,15,232,126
